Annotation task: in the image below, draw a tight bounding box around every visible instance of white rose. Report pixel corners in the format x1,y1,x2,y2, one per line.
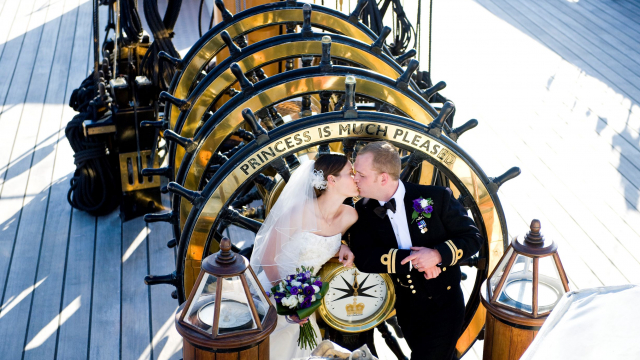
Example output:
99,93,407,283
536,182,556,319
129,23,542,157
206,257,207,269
312,285,320,294
291,280,302,287
281,296,290,307
287,295,299,309
298,294,305,303
420,199,429,208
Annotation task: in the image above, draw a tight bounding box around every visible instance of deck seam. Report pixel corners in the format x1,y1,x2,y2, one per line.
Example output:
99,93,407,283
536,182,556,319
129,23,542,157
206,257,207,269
86,216,98,360
52,210,74,360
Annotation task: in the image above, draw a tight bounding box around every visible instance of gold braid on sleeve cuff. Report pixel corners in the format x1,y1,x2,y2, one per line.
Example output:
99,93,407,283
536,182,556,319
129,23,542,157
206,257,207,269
380,249,399,273
444,240,464,266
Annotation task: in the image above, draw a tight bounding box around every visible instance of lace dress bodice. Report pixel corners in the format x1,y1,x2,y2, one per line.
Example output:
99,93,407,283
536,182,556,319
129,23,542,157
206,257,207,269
278,232,342,277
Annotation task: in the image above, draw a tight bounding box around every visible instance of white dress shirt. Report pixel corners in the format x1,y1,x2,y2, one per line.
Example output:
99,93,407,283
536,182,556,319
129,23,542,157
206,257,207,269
379,181,413,250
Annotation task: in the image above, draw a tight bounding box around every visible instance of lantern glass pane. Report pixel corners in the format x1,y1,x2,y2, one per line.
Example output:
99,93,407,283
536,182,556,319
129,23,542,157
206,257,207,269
537,255,564,313
184,273,218,334
216,276,258,336
244,270,270,325
489,247,514,298
497,254,534,313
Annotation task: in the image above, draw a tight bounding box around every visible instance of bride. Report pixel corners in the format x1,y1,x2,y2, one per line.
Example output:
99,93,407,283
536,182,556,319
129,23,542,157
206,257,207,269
251,154,359,359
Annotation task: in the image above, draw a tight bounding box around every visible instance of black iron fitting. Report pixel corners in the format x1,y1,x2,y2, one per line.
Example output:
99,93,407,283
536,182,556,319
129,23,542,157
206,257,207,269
371,26,392,54
215,0,233,22
301,4,313,37
220,31,242,57
487,167,521,193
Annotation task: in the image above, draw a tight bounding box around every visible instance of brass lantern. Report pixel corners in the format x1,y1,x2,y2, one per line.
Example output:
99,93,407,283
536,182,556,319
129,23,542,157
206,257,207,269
481,220,570,360
175,238,277,359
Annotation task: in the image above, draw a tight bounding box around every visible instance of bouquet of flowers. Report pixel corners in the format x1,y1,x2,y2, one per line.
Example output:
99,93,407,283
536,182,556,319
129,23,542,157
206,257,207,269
270,266,329,350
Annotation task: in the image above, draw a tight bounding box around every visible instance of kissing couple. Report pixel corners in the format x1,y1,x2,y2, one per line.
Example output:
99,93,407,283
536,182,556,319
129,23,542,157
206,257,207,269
251,141,483,360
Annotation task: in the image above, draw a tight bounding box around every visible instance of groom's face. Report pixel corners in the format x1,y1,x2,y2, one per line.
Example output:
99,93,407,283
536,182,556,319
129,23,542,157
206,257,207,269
353,153,385,199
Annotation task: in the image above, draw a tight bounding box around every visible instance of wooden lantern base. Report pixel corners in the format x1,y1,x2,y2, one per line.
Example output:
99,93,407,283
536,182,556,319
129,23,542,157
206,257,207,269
482,312,539,360
183,338,269,360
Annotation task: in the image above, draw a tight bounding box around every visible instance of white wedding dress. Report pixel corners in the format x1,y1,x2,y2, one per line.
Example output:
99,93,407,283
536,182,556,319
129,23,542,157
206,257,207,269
257,232,342,360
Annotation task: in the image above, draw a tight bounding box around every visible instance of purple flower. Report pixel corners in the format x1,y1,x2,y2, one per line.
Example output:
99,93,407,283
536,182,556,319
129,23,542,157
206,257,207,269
274,292,285,304
313,280,323,287
413,199,423,213
303,285,315,296
298,272,310,281
290,286,300,295
425,205,433,213
300,296,312,309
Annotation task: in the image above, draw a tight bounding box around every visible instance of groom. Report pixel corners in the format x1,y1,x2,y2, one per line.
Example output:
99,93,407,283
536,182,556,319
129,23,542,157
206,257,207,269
347,141,483,360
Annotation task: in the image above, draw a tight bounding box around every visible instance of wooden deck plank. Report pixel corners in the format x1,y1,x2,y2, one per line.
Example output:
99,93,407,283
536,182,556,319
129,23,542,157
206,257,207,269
477,0,640,104
606,0,640,18
431,0,615,288
501,113,640,283
0,0,39,116
523,0,640,78
483,117,629,285
533,93,640,237
88,211,122,360
450,0,638,200
0,0,32,62
0,0,72,357
464,113,603,290
55,209,96,360
122,217,152,360
503,0,640,105
27,1,91,358
0,0,55,337
22,1,84,356
540,0,640,54
148,192,182,360
584,0,640,33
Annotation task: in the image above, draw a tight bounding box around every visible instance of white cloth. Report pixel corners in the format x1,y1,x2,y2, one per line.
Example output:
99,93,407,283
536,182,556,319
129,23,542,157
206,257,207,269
378,181,412,250
257,232,342,360
521,284,640,360
250,160,322,285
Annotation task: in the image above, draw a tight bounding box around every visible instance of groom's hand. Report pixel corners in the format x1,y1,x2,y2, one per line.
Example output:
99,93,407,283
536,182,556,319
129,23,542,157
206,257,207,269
422,265,442,280
338,245,355,268
401,247,443,270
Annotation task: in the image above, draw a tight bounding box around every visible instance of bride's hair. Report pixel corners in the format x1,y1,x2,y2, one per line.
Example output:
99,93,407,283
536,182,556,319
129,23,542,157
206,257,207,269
313,154,348,196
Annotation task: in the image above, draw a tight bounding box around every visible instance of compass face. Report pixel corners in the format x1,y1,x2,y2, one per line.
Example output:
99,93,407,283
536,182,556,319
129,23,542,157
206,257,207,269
323,268,388,321
198,299,254,332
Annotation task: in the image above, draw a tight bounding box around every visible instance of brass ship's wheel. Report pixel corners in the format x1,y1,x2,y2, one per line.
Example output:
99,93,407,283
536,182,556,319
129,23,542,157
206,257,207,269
164,30,425,182
163,0,382,129
166,64,439,234
140,1,521,357
169,103,519,356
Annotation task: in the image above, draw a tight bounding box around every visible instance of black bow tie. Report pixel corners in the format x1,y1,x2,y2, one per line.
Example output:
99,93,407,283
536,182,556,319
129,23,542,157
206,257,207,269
374,198,396,218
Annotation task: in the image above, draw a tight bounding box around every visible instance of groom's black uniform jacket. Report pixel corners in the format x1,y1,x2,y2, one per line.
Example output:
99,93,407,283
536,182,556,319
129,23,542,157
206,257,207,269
347,181,483,359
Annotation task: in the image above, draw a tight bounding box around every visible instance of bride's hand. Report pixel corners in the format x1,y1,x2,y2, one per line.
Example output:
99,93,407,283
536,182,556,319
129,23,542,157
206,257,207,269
338,245,355,268
288,314,309,325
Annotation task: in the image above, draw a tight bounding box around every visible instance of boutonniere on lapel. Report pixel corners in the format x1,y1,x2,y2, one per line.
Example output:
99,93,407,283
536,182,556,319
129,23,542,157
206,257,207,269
412,197,434,233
